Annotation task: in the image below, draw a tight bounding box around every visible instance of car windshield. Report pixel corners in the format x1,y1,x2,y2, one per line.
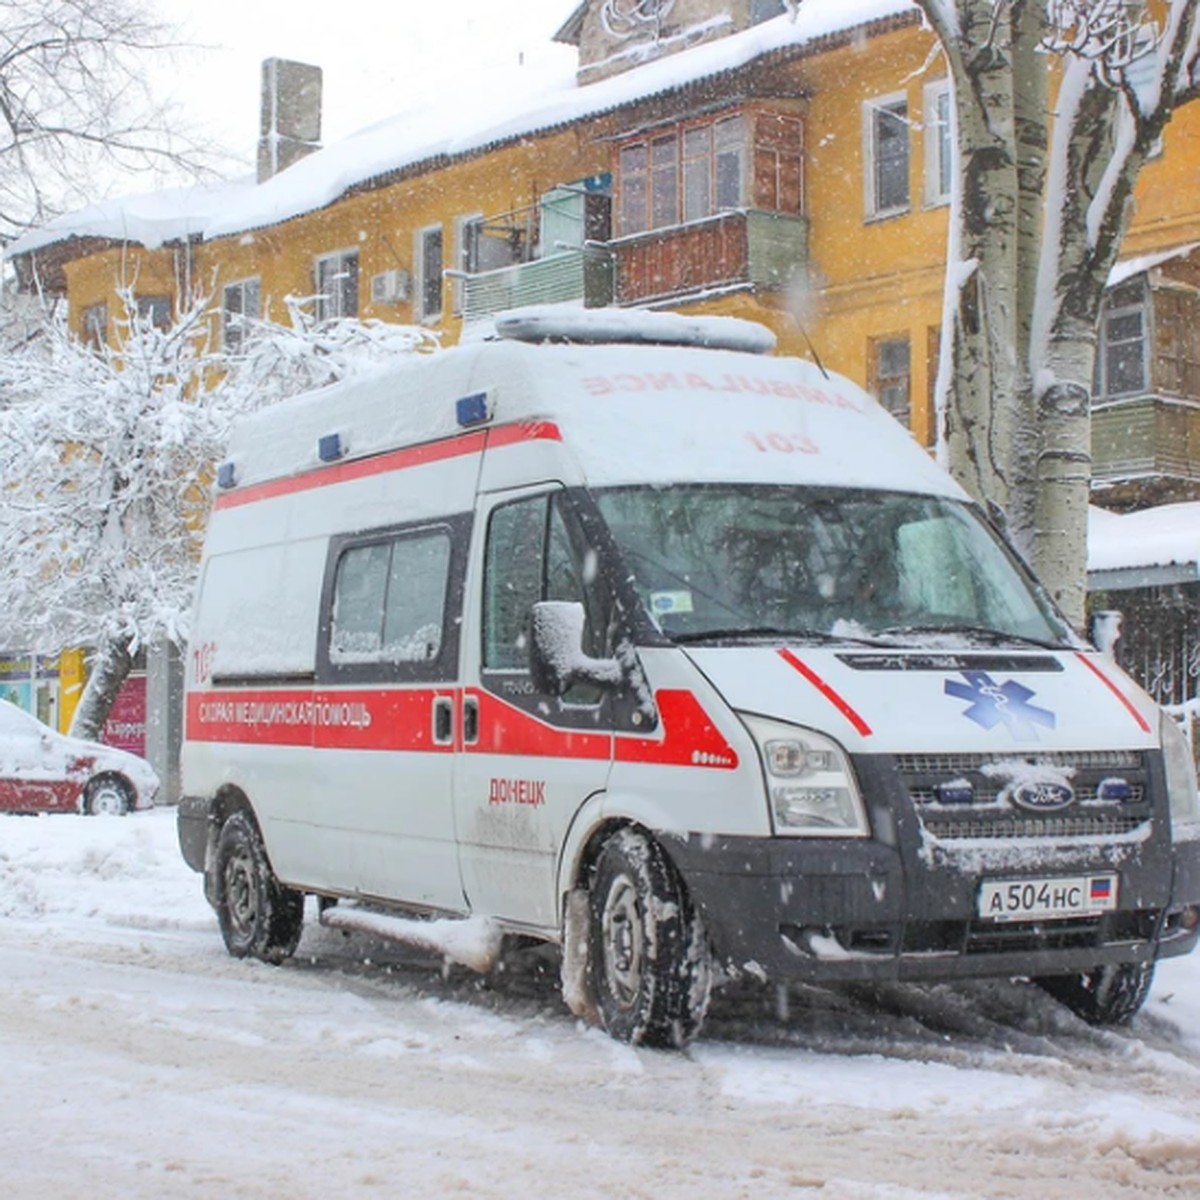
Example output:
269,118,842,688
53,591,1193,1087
592,484,1073,648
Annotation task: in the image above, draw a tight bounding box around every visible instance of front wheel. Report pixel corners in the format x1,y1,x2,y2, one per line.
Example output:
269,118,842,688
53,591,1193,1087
82,775,132,816
213,811,304,964
588,828,712,1048
1035,961,1155,1026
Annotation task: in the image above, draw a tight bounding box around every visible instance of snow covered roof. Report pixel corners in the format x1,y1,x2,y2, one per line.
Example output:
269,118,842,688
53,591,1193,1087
1088,502,1200,589
5,179,258,258
1108,243,1200,289
7,0,915,256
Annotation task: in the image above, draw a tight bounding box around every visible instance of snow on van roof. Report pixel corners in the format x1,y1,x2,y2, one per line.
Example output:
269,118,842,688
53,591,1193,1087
218,335,962,502
7,0,915,255
494,306,777,353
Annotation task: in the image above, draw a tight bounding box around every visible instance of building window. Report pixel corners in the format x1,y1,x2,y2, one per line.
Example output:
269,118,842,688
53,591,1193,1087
924,81,953,206
416,225,444,323
1097,279,1147,398
136,295,171,331
865,94,910,218
222,278,261,351
314,250,359,322
870,334,912,427
616,110,801,238
81,302,108,349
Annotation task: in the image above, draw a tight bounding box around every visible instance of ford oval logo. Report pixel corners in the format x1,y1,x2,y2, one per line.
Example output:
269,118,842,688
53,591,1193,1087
1010,781,1076,813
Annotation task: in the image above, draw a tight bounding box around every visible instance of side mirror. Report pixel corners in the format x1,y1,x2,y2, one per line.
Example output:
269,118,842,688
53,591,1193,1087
1090,609,1123,658
530,600,622,696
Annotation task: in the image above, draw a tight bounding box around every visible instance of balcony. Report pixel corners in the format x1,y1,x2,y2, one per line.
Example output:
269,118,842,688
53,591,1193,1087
1092,395,1200,506
461,249,613,325
611,210,809,307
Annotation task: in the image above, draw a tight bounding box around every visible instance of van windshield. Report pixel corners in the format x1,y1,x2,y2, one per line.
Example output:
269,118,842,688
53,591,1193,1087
591,484,1074,649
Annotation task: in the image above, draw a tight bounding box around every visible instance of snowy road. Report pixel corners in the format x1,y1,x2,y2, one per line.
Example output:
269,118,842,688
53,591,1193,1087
3,811,1200,1199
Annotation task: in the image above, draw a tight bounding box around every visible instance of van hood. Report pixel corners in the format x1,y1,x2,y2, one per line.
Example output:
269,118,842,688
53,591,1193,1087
683,645,1161,755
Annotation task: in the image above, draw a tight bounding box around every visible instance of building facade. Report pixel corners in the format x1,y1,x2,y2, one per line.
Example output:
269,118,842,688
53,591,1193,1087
8,0,1200,781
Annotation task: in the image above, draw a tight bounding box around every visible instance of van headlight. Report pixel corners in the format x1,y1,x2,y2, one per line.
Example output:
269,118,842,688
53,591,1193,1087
1162,711,1200,828
740,714,869,838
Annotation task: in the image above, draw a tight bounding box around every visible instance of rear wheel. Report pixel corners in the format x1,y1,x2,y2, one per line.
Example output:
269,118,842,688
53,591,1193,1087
82,775,132,816
1035,961,1155,1025
588,828,711,1048
214,811,304,964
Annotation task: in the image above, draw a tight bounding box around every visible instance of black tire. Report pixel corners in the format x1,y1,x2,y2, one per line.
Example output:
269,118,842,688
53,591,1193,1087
588,828,712,1048
1035,961,1155,1026
82,775,132,816
213,811,304,964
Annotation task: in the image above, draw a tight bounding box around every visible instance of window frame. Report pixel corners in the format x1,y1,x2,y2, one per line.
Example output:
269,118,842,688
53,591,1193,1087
1096,278,1149,399
316,516,470,686
615,111,758,238
221,277,262,351
923,80,953,208
863,92,911,220
870,333,913,429
314,249,359,322
415,224,445,324
81,302,108,350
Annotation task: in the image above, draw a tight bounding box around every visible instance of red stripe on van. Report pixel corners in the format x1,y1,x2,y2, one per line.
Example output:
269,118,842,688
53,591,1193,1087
466,688,738,769
777,648,873,737
1073,652,1153,733
186,688,456,751
188,683,737,768
214,420,563,510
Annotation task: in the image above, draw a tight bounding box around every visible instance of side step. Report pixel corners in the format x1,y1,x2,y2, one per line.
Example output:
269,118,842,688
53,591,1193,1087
318,904,503,973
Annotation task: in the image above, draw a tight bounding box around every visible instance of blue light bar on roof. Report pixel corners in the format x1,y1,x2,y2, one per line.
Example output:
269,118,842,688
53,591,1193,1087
318,432,345,462
216,461,237,489
456,391,492,427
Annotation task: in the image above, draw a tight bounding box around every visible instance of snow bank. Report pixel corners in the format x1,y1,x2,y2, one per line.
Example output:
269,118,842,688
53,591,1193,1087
1088,502,1200,574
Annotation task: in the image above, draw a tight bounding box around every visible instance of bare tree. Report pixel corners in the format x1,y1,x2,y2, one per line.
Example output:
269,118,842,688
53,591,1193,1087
916,0,1200,626
0,0,213,242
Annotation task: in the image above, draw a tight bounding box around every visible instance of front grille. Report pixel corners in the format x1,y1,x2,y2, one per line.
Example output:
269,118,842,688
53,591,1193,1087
921,814,1145,841
896,750,1142,775
896,750,1152,841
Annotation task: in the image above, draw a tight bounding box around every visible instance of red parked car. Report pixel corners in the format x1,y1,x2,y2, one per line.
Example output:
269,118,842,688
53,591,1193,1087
0,699,158,814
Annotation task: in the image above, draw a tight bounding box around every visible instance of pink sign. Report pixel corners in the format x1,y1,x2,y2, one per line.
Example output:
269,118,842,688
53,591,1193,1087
101,675,147,757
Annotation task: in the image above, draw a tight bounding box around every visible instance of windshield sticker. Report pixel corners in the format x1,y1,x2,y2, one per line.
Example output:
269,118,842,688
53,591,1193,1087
945,671,1056,741
649,590,694,616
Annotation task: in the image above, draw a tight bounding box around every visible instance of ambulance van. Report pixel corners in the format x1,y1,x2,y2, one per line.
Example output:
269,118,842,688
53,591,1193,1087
178,307,1200,1047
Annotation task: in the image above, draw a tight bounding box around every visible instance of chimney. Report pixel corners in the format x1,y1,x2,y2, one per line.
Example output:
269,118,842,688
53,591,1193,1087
257,58,323,183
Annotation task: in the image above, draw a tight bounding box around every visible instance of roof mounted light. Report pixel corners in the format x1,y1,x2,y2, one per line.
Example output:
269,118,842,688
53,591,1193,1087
456,391,492,427
494,305,776,355
318,432,345,462
216,461,237,489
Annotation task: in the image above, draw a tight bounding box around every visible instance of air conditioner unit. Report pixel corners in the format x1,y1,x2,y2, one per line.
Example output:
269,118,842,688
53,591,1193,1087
370,268,410,304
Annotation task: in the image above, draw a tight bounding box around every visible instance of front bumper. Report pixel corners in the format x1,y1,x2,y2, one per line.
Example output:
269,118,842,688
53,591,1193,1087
665,751,1200,985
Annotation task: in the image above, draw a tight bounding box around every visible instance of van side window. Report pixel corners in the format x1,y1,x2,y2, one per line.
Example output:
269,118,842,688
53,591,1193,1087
331,531,451,665
483,492,610,674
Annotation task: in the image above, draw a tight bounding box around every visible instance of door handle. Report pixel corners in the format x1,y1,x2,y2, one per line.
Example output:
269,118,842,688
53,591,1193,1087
432,696,453,745
463,695,479,745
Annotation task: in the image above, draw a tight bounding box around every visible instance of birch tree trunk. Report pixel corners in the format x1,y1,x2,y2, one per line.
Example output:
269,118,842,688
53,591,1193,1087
69,637,134,742
919,0,1200,631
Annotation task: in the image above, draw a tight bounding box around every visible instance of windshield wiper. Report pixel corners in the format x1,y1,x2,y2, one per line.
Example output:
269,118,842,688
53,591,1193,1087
876,622,1069,650
672,626,895,647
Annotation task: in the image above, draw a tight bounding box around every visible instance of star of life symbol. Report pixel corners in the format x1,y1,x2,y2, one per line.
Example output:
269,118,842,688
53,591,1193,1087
944,671,1057,741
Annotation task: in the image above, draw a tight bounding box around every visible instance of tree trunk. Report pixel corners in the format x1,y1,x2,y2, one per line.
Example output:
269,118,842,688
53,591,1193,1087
69,638,134,742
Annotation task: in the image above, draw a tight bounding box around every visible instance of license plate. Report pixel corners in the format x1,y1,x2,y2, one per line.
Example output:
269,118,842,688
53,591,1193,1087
977,874,1118,922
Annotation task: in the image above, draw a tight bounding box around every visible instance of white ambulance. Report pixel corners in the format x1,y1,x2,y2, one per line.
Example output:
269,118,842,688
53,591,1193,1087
178,307,1200,1047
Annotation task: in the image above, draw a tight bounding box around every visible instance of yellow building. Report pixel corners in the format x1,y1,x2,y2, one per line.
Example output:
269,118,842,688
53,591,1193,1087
9,0,1200,749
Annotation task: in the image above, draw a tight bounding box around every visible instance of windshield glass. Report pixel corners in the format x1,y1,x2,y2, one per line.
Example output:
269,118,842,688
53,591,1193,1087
592,484,1072,648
